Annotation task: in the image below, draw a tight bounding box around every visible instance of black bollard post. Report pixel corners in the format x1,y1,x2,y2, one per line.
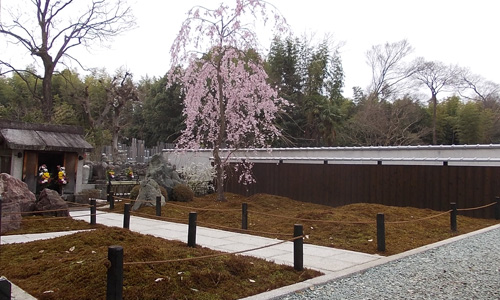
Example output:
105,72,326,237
107,178,111,201
495,196,500,220
0,277,11,300
377,213,386,252
450,202,457,232
123,203,131,229
188,212,197,248
294,224,303,271
156,196,161,217
90,198,97,225
109,192,115,210
242,203,248,230
106,245,123,300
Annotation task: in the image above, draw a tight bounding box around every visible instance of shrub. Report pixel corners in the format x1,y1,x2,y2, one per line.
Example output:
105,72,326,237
129,185,140,200
172,184,194,202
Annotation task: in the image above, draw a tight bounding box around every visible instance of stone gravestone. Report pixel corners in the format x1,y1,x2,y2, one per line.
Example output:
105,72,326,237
82,164,90,184
0,173,37,233
35,189,70,217
92,162,108,182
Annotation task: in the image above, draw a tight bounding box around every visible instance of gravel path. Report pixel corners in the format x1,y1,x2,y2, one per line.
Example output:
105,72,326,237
278,226,500,300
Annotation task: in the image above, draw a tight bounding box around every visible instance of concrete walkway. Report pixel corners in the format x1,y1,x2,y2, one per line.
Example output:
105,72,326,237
68,210,383,274
1,209,382,299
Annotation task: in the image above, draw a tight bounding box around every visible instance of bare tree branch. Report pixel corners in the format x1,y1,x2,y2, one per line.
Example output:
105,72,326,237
366,39,416,101
412,59,462,144
0,0,136,120
458,69,500,106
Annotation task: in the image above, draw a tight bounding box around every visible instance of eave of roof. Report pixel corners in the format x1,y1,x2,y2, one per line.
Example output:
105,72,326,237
0,128,93,152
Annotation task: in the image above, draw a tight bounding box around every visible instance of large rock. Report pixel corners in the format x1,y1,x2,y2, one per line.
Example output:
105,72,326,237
0,173,36,211
145,154,183,199
0,173,37,233
131,178,165,211
1,201,21,234
35,189,69,217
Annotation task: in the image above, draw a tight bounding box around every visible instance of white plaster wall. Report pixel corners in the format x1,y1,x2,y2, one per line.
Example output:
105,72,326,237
164,145,500,168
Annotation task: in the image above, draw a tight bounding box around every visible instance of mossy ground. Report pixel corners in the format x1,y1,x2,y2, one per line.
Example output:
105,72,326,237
1,227,319,299
1,193,498,299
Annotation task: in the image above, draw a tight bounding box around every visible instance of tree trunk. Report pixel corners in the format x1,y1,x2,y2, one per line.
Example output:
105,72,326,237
431,93,437,145
112,108,120,164
215,59,226,202
213,147,225,202
42,62,55,121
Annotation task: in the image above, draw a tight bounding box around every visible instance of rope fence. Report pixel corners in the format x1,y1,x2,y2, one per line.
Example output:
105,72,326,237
457,201,497,212
123,235,303,266
248,210,377,225
106,224,305,298
114,195,242,212
100,192,500,255
130,211,186,223
0,199,107,243
102,191,500,245
2,202,93,215
165,201,241,212
196,220,294,237
1,194,498,254
384,210,452,225
108,193,499,226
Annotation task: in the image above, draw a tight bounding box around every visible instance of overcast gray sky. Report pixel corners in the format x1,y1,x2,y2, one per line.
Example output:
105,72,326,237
2,0,499,98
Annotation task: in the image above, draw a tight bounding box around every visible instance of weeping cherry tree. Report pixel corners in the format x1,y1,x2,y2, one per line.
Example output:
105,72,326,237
168,0,289,201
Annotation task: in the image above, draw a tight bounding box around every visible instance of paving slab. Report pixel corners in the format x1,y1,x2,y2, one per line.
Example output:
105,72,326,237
68,210,382,274
1,230,92,245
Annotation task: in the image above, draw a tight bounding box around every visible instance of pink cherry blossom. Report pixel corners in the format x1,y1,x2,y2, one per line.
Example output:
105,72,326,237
168,1,289,201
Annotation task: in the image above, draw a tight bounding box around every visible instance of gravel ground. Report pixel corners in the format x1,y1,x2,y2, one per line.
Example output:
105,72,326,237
278,227,500,300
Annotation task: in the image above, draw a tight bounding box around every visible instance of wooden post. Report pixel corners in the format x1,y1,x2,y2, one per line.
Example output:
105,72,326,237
242,203,248,230
294,224,303,271
123,203,131,229
106,246,123,300
188,212,197,248
90,198,96,225
377,213,386,252
450,202,457,232
156,196,161,217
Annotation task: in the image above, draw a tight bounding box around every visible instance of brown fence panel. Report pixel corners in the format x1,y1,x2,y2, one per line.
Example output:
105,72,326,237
225,162,500,219
439,166,450,212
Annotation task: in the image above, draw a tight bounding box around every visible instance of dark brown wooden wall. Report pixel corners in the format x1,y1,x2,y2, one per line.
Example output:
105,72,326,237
225,163,500,219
